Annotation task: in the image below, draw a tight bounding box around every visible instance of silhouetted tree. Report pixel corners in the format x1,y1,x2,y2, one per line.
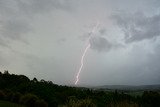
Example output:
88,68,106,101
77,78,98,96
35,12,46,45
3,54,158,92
32,77,38,83
4,70,9,75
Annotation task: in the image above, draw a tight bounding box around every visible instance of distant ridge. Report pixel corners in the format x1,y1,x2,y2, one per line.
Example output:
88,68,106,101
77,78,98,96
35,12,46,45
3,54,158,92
94,84,160,90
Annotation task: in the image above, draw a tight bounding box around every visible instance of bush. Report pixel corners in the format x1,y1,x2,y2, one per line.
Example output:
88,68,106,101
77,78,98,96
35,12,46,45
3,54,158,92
19,93,38,107
0,90,5,100
65,98,96,107
11,92,22,103
108,100,139,107
141,91,160,107
34,99,48,107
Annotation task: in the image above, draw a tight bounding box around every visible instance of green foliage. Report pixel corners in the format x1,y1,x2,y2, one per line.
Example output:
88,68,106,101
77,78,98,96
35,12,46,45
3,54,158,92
108,100,139,107
34,99,48,107
11,92,22,103
0,100,25,107
0,71,160,107
141,91,160,107
65,98,96,107
0,90,5,100
19,94,38,107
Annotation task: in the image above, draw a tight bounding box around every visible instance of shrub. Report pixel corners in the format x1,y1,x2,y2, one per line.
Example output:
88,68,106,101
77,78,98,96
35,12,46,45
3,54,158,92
11,92,22,103
65,98,96,107
19,93,38,107
108,100,139,107
0,90,5,100
34,99,48,107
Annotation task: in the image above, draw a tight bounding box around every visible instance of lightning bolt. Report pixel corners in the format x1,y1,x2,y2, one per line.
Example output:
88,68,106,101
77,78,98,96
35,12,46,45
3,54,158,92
75,21,100,85
75,43,90,85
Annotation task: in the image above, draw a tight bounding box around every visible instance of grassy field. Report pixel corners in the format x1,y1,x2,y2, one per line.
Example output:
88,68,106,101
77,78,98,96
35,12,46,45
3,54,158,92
0,100,25,107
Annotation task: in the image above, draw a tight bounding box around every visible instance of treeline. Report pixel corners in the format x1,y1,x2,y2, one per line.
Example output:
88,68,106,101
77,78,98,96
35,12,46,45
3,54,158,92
0,71,160,107
0,90,48,107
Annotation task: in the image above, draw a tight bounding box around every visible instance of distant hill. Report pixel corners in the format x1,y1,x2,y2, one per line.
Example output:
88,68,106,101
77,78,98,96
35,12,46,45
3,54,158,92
94,85,160,90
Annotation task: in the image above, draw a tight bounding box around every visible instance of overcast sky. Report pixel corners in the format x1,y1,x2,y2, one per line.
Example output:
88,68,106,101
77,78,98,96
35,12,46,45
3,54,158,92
0,0,160,86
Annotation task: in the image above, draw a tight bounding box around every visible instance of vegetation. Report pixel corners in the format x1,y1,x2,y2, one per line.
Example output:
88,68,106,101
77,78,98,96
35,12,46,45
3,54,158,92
0,100,25,107
0,71,160,107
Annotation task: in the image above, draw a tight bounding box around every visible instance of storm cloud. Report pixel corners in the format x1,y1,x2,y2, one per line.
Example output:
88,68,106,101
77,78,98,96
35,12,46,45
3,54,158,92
0,0,160,86
90,37,113,52
112,12,160,43
0,0,71,46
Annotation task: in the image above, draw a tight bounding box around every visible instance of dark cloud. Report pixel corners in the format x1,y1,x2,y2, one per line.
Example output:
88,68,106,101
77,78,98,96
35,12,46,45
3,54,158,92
57,38,67,44
0,52,7,66
16,0,72,15
90,37,113,52
124,43,160,84
81,26,121,52
1,19,31,40
112,12,160,43
0,0,71,46
99,28,107,35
